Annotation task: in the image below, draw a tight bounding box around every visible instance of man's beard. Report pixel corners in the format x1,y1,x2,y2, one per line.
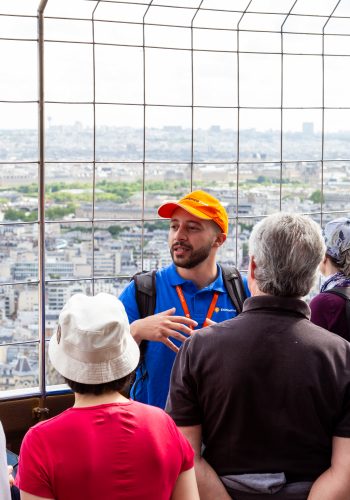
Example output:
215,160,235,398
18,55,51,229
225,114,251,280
170,242,212,269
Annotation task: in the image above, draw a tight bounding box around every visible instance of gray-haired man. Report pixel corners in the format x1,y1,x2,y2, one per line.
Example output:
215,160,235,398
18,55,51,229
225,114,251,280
168,213,350,500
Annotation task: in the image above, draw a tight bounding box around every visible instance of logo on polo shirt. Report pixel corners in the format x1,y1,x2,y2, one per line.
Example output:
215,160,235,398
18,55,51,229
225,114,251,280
219,308,235,312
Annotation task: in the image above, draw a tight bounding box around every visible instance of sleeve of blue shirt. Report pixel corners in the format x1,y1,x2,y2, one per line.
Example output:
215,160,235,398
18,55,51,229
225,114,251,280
119,280,141,324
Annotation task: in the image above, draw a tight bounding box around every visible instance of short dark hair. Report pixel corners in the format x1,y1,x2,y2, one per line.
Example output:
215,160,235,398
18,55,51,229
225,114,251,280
211,220,223,234
64,373,134,397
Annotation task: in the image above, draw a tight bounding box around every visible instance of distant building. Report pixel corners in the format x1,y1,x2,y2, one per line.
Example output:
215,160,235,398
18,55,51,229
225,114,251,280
4,288,16,318
47,283,67,312
0,363,14,389
302,122,314,135
12,261,74,280
12,355,37,388
18,289,38,311
87,251,121,276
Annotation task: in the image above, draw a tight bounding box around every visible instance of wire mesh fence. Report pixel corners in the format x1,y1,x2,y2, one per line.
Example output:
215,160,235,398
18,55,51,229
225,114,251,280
0,0,350,394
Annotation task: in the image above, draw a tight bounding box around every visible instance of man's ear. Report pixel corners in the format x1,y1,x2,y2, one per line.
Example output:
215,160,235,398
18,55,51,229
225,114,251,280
248,256,256,280
213,232,227,248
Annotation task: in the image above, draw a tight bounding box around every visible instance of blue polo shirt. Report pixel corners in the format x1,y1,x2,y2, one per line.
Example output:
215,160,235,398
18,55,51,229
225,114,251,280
119,263,249,409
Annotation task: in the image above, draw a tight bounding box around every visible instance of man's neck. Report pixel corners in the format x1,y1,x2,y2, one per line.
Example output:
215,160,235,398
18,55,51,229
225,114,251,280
176,260,218,289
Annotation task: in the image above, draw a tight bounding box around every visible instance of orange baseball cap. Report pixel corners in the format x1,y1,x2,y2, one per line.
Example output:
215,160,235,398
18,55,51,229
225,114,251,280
158,190,228,234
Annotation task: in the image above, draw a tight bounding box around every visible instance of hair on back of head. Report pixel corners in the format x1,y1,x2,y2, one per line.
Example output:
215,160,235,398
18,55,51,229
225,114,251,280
328,252,350,276
249,213,326,297
65,373,133,397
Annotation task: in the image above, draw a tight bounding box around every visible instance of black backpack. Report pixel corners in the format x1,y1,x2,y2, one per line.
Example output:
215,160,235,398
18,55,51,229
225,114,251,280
324,286,350,332
132,264,247,319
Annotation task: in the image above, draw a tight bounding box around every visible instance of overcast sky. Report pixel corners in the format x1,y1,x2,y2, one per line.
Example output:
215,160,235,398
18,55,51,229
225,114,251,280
1,0,350,132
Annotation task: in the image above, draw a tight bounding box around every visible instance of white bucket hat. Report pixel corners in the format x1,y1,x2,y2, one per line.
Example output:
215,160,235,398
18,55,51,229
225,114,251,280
49,293,140,384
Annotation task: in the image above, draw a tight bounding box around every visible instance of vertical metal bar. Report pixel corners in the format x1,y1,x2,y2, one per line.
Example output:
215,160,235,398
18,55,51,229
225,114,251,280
141,1,154,270
37,0,48,400
91,1,101,294
236,2,253,266
321,1,341,227
190,1,204,191
280,1,299,212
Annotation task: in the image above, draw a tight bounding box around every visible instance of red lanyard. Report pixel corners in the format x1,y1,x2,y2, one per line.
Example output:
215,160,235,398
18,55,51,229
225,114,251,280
175,285,219,329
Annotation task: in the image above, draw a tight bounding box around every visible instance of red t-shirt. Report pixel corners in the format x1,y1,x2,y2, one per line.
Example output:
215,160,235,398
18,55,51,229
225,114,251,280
17,400,194,500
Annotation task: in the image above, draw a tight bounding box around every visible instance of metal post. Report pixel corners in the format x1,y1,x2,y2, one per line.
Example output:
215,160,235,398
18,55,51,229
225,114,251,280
37,0,48,407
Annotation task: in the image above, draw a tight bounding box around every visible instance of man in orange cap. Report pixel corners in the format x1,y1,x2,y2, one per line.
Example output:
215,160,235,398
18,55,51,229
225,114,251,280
119,190,248,408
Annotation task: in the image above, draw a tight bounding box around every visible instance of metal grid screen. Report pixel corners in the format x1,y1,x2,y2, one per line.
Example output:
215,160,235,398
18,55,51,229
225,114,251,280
1,0,350,396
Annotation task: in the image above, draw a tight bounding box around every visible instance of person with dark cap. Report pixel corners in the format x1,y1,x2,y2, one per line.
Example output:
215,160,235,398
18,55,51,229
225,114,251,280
119,190,249,409
310,217,350,340
16,293,199,500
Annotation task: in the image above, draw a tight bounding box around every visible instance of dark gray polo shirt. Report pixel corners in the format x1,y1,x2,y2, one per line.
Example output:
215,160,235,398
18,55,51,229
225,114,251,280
167,295,350,482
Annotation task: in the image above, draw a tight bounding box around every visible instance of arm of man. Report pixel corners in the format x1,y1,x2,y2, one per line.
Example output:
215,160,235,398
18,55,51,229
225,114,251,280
307,436,350,500
179,425,231,500
119,280,197,352
167,335,230,499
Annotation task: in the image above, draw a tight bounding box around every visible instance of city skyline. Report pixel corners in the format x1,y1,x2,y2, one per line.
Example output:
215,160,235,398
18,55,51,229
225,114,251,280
3,0,350,132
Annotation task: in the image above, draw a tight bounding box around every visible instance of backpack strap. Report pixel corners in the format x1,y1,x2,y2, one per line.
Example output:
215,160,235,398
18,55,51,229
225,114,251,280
325,287,350,331
129,270,157,399
219,264,247,314
133,270,157,318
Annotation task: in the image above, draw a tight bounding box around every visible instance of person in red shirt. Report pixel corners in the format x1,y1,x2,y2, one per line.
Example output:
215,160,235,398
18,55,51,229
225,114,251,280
17,293,198,500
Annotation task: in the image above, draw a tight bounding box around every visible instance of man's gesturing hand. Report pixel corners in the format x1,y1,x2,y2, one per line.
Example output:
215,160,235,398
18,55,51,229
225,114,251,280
130,308,197,353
